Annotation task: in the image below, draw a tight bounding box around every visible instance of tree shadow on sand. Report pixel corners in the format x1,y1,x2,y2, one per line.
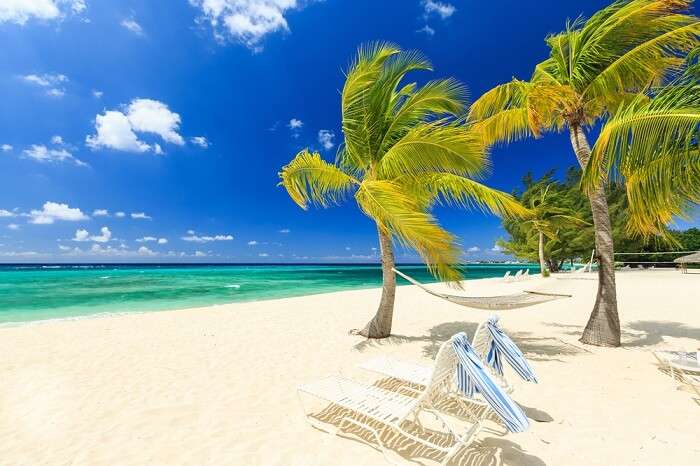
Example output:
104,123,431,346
543,320,700,348
307,401,546,465
354,321,588,363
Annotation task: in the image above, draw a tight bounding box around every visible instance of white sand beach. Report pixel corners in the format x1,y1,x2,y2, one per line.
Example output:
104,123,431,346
1,269,699,465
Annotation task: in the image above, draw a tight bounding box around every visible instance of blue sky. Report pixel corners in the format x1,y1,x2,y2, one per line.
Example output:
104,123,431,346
0,0,697,263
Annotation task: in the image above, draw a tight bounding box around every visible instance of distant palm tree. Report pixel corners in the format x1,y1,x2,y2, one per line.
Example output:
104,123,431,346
469,0,699,346
522,185,589,276
279,43,526,338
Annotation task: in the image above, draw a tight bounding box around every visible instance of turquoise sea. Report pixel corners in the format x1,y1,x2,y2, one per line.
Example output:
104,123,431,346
0,263,539,325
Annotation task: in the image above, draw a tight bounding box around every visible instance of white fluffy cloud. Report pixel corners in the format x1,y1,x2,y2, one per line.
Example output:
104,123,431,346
1,144,12,152
72,227,112,243
131,212,151,220
86,110,151,153
288,118,303,129
190,136,210,148
51,135,64,145
278,228,290,233
181,232,234,243
22,144,87,166
29,201,88,224
491,243,504,252
136,236,167,244
115,211,126,218
194,250,207,257
417,24,435,36
138,246,156,256
189,0,318,50
126,99,184,145
317,129,335,150
7,223,20,230
0,1,85,25
92,89,103,98
73,228,89,241
422,0,455,19
86,99,184,153
247,240,258,246
121,18,144,35
467,246,481,252
92,209,108,216
91,226,111,243
0,209,16,217
20,73,68,97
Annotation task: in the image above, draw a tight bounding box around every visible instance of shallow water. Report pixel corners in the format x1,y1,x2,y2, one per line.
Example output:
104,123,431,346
0,263,539,324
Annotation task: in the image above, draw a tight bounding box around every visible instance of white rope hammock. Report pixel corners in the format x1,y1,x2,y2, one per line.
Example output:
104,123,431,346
393,268,572,310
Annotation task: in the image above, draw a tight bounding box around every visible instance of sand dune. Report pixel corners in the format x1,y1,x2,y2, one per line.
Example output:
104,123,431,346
1,270,699,465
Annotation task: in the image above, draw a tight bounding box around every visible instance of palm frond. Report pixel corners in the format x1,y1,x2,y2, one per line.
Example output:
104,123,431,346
380,78,467,153
572,0,695,91
278,150,358,209
355,180,463,283
376,121,488,179
582,18,700,102
583,82,700,235
584,82,700,188
421,173,530,219
341,42,401,170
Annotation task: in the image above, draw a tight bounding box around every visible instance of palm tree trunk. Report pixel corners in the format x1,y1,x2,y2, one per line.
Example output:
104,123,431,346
538,230,547,277
569,124,621,347
356,226,396,338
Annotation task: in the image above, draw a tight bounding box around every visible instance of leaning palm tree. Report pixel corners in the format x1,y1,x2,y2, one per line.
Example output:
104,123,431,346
469,0,699,346
279,43,526,338
582,69,700,239
522,185,589,276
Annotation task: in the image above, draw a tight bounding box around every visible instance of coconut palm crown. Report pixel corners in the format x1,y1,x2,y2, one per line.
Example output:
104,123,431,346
279,43,526,338
469,0,699,347
521,184,590,276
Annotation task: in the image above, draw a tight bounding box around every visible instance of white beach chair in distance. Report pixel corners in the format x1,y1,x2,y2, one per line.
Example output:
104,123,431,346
513,269,523,281
523,269,530,280
298,336,482,465
503,270,512,282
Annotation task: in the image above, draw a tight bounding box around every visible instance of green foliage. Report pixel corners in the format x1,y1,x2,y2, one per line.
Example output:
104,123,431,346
470,0,700,147
498,168,696,269
279,43,527,283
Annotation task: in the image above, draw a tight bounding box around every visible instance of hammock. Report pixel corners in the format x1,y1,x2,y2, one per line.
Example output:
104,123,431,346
393,268,571,310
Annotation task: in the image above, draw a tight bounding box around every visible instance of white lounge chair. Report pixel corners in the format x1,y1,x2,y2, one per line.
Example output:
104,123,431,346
522,269,530,280
298,336,483,465
513,269,523,281
653,350,700,401
503,270,512,282
360,317,535,395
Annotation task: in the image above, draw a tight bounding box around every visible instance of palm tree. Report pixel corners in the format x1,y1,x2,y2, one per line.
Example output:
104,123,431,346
521,184,589,276
581,66,700,239
469,0,699,346
279,43,526,338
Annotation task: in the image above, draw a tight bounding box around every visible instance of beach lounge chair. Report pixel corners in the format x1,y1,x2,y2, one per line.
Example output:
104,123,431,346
653,351,700,400
298,335,481,464
298,333,528,464
522,269,530,280
360,316,537,395
503,270,512,282
513,269,523,281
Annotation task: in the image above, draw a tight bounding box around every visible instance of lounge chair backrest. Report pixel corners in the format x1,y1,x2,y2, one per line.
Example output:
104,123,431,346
471,320,490,361
414,337,459,408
